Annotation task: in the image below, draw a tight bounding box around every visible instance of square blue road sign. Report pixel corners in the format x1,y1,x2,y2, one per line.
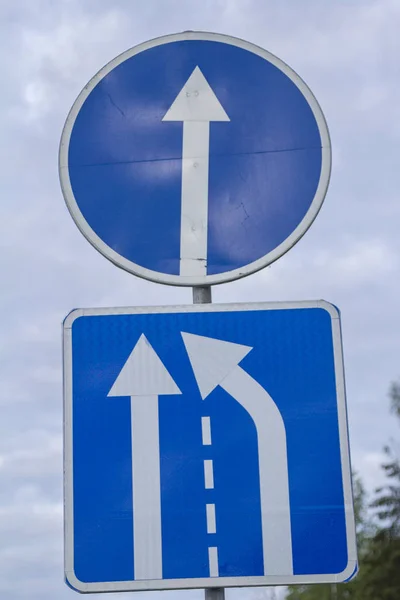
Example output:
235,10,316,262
63,301,357,593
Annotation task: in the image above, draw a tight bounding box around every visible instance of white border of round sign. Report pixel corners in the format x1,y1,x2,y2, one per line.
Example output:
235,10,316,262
59,31,331,287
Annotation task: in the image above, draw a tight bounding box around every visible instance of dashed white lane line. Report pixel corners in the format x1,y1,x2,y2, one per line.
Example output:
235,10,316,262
202,414,218,577
206,503,216,534
208,546,219,577
201,416,212,445
204,459,214,489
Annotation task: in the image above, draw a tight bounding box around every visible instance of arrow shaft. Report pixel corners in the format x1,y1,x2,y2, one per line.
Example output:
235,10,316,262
131,395,162,580
221,366,293,576
180,121,210,276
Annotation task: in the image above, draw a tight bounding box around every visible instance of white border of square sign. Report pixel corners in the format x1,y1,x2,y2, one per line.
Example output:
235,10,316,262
63,300,357,593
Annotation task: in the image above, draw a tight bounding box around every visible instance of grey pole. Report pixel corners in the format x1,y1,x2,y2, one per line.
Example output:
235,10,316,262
205,588,225,600
193,285,224,600
193,285,212,304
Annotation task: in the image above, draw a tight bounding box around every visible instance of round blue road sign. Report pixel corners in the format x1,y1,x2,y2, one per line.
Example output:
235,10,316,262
59,32,331,286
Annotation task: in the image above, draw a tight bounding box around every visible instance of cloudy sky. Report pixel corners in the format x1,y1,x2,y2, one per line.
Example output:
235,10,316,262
1,0,399,598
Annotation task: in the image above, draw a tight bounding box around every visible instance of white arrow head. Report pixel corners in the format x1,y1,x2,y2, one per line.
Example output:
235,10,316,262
181,332,252,399
162,66,230,122
108,334,182,397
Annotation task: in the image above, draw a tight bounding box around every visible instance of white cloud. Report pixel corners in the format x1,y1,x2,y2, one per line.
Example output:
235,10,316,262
312,239,398,283
356,451,388,494
12,8,126,123
0,430,61,478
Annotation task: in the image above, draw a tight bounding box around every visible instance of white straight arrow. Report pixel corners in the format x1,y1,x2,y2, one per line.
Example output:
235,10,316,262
181,332,293,577
108,334,181,580
163,67,230,277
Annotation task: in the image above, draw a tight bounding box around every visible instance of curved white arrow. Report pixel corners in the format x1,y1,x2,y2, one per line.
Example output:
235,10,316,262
163,66,230,277
108,334,181,580
181,332,293,577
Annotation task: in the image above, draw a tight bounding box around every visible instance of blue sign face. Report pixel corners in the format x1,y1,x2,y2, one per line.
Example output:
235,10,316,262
59,32,331,286
63,301,357,593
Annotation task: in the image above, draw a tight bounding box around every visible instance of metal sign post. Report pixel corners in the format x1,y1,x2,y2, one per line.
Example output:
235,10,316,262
193,286,212,305
205,588,224,600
